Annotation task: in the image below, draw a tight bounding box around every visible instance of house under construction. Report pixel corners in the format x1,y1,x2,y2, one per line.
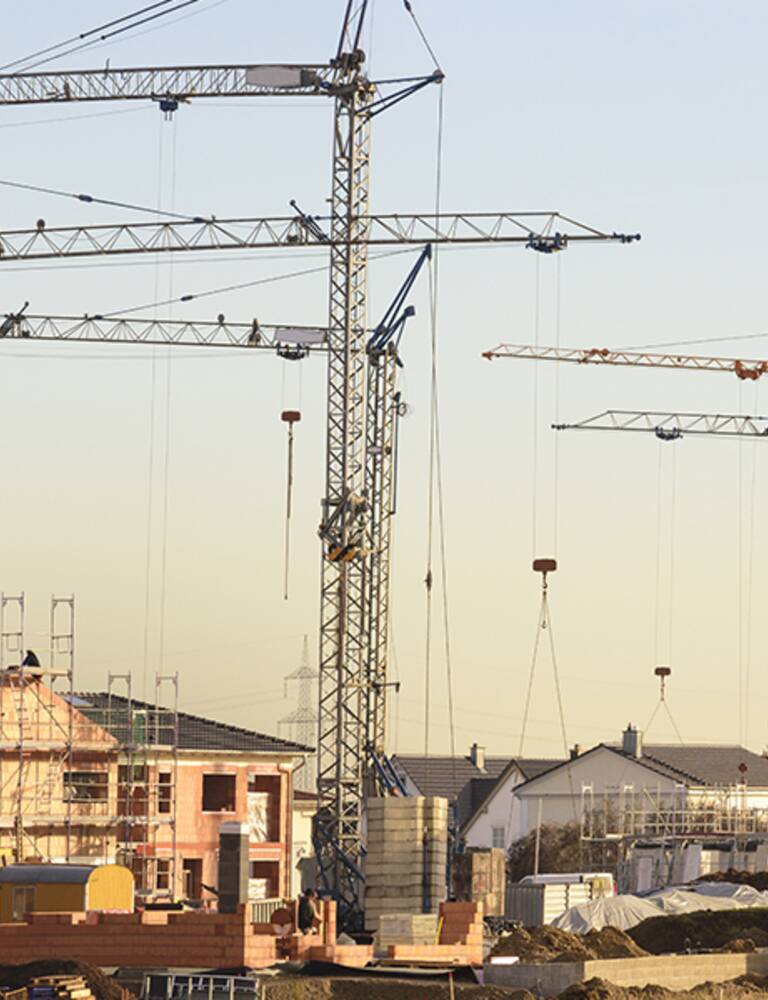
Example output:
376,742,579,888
0,593,310,903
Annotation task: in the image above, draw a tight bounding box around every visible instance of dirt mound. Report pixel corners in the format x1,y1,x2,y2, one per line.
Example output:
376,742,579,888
0,960,126,1000
490,925,647,963
582,928,648,960
695,870,768,892
628,907,768,955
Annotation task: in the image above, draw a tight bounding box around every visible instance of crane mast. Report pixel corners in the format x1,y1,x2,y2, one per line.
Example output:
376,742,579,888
317,7,375,913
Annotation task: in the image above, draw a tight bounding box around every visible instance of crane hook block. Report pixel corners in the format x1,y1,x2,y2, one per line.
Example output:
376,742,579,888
532,558,557,575
654,666,671,678
281,410,302,424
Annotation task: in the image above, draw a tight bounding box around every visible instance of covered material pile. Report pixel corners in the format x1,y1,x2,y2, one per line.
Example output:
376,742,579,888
490,925,648,963
0,963,125,1000
695,870,768,891
554,882,768,933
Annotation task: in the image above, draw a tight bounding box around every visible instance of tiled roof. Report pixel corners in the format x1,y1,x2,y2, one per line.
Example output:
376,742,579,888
639,744,768,788
393,754,512,802
393,753,564,805
516,743,768,792
71,692,313,754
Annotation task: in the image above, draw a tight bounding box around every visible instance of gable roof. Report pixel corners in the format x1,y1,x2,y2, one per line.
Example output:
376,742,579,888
71,692,313,755
459,756,567,834
393,754,512,802
514,742,768,793
640,744,768,787
393,753,564,807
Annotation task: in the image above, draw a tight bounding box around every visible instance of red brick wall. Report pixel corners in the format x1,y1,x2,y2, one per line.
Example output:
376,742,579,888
0,908,276,970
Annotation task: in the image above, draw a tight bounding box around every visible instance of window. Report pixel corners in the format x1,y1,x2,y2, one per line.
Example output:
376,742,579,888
12,886,34,921
155,858,171,892
202,773,236,812
158,771,173,814
63,771,108,802
491,826,505,849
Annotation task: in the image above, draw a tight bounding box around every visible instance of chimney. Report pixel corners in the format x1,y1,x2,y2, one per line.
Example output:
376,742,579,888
622,724,643,759
570,744,582,760
469,742,486,771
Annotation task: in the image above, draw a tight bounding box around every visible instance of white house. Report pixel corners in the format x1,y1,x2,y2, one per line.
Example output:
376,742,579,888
393,744,563,847
513,724,768,841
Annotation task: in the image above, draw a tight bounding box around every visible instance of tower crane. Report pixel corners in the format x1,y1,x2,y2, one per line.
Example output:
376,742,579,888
0,2,639,926
482,342,768,380
552,410,768,440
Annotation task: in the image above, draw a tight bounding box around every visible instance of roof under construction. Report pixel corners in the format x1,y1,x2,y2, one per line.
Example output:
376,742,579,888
70,692,313,755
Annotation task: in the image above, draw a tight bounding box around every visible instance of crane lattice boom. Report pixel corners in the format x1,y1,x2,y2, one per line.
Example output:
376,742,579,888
553,410,768,439
0,64,334,104
483,343,768,380
0,213,634,262
0,313,328,351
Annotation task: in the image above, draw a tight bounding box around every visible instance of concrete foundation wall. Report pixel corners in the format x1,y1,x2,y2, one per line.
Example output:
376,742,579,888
485,952,768,995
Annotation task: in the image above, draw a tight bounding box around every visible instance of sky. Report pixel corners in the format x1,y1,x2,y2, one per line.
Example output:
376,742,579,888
1,1,768,766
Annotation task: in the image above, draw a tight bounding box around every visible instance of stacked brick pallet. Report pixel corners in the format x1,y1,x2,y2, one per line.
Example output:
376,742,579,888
376,913,440,952
0,907,276,969
365,796,448,931
386,901,484,966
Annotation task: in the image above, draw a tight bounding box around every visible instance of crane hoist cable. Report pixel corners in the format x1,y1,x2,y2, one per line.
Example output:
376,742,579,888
281,409,301,601
644,666,684,744
515,559,579,828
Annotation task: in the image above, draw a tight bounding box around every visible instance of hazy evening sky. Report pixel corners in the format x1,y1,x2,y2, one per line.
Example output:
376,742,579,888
1,2,766,762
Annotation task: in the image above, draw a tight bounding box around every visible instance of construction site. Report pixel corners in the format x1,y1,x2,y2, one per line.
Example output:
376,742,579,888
2,0,768,998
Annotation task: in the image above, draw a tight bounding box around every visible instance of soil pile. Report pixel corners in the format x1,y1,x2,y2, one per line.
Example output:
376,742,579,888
490,926,647,963
0,961,126,1000
265,975,768,1000
628,908,768,954
695,870,768,892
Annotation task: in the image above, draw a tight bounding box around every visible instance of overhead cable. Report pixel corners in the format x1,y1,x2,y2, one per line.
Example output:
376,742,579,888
5,0,205,74
401,1,442,71
0,0,179,72
0,177,207,223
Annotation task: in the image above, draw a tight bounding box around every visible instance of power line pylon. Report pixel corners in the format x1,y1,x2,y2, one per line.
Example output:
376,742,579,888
279,636,319,793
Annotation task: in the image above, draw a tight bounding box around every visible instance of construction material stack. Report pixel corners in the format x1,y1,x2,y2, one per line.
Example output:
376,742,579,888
453,847,506,915
364,796,448,931
28,977,93,1000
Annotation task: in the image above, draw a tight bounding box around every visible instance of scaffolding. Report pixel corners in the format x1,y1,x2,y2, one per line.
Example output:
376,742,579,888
0,593,115,864
579,781,768,884
104,673,180,900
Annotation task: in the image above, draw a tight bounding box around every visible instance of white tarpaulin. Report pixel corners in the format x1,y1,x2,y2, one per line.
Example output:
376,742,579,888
551,894,661,932
275,327,326,345
553,882,768,933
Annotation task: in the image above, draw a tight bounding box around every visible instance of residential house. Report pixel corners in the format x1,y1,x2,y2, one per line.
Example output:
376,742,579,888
393,743,563,845
513,724,768,840
75,693,312,903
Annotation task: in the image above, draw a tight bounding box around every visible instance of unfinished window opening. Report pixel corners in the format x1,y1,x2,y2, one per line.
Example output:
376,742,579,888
155,858,171,892
202,773,236,812
249,861,279,900
63,770,108,802
158,771,173,814
247,774,280,842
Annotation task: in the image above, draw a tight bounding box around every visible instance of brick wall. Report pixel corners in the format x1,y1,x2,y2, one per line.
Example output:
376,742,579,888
0,907,276,970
